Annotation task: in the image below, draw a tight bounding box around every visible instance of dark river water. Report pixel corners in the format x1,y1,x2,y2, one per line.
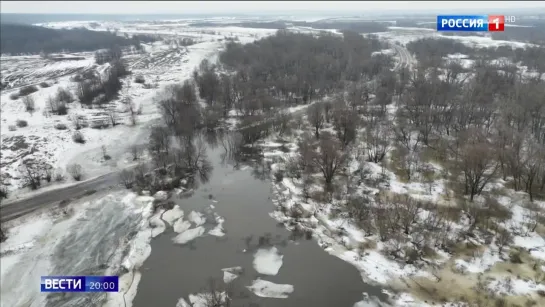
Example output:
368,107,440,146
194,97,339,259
133,134,387,307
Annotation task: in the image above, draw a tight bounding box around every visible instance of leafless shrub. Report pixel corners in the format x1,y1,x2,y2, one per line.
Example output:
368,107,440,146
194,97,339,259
496,228,513,253
54,168,65,182
47,95,68,115
56,87,74,104
72,131,85,144
44,167,53,183
129,144,143,161
102,145,111,160
54,123,68,130
108,109,119,126
70,114,86,130
21,161,42,190
274,170,284,183
18,85,38,96
22,96,35,113
67,164,83,181
134,75,145,84
16,119,28,127
0,224,7,242
9,93,19,100
119,169,135,188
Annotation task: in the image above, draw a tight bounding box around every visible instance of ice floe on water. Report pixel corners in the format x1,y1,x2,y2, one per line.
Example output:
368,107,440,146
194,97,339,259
246,279,294,298
172,226,205,244
221,266,243,283
176,297,191,307
162,205,184,225
208,213,225,237
188,210,206,226
149,209,166,238
178,292,228,307
173,218,192,233
253,246,284,275
352,293,391,307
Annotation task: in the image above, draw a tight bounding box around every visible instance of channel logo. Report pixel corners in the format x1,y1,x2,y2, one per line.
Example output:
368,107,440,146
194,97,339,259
436,15,513,32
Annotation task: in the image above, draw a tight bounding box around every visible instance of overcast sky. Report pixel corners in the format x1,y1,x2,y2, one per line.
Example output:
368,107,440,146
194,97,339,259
2,1,545,14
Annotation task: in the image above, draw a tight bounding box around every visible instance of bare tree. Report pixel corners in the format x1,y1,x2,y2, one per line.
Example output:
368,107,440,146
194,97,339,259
307,103,324,138
496,228,513,254
458,142,498,201
108,109,119,126
21,161,42,190
522,143,544,202
149,126,172,168
273,110,291,137
393,194,423,235
364,119,392,163
309,132,348,186
332,103,359,148
157,81,201,137
394,115,422,181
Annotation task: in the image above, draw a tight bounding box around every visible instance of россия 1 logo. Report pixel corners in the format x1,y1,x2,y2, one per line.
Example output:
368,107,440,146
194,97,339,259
436,15,509,32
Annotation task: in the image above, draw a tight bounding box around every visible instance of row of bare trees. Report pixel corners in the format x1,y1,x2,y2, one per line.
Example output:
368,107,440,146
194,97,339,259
192,31,392,127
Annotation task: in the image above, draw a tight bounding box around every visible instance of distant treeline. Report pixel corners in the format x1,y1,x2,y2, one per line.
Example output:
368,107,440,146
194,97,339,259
0,24,148,55
190,20,389,33
407,37,545,73
491,21,545,45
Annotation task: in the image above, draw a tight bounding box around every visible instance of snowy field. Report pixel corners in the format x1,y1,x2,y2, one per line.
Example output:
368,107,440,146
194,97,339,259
374,26,533,49
0,22,276,197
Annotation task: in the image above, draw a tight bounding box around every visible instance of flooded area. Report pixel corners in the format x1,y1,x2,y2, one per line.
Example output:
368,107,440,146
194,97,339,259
133,134,387,307
0,132,388,307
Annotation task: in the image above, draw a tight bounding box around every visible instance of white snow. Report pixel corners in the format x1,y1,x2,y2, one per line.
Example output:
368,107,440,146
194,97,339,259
253,246,284,276
172,226,205,245
487,276,545,296
513,233,545,261
453,245,502,273
246,279,294,299
0,217,53,255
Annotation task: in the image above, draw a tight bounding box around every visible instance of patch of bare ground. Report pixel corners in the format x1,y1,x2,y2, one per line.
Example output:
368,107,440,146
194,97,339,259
393,259,545,307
